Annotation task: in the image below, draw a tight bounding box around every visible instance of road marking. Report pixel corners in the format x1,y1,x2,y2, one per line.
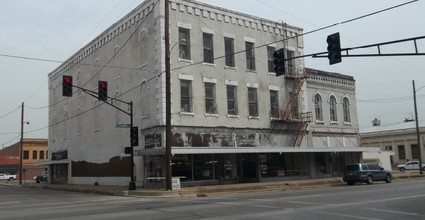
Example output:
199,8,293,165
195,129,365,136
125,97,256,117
286,200,328,205
318,211,383,220
364,207,419,216
216,202,279,209
0,201,20,205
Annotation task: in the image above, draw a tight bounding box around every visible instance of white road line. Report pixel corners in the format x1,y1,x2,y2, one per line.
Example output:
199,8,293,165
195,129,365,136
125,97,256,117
0,201,20,205
318,211,383,220
286,200,327,205
364,207,419,216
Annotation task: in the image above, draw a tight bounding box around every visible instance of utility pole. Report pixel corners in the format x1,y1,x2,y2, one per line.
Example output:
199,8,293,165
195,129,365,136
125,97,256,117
413,80,423,175
164,0,172,191
19,102,24,185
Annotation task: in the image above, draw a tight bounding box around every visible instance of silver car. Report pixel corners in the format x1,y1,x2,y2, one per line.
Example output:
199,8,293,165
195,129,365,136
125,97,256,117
397,161,425,172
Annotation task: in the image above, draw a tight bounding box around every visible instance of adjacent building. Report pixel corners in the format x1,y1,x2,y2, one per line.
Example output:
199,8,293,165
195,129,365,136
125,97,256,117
0,138,48,180
361,120,425,168
47,0,377,187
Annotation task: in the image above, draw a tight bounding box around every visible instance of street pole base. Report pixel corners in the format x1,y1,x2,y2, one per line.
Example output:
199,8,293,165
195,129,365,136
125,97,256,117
129,181,136,190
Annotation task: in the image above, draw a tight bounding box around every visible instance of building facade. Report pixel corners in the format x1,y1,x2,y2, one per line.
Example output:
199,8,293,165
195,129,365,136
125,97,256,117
0,138,48,180
47,0,376,187
361,120,425,167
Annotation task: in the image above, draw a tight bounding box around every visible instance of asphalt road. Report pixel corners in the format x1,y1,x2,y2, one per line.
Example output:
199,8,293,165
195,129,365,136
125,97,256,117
1,178,425,220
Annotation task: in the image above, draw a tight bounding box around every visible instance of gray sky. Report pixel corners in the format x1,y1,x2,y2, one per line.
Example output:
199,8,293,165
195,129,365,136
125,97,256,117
1,0,424,147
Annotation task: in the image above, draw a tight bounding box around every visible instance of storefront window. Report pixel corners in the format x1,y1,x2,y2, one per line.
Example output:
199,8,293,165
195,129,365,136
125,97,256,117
260,154,285,178
193,154,214,180
172,155,192,181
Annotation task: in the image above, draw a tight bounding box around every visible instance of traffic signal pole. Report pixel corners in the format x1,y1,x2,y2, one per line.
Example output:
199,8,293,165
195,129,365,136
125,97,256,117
68,83,137,190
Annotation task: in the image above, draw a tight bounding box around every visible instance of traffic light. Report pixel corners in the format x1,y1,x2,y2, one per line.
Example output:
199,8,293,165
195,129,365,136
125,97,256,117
130,126,139,146
327,32,342,65
98,81,108,101
62,75,73,97
124,147,132,155
273,48,285,76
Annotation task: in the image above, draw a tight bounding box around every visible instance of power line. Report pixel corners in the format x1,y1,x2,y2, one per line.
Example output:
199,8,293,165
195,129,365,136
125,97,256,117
0,106,20,120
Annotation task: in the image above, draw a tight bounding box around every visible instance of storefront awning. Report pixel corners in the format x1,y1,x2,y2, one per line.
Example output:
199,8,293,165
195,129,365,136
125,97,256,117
138,147,380,156
33,159,69,166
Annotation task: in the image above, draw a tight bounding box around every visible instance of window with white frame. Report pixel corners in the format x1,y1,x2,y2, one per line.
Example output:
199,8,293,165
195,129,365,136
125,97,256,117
224,37,235,67
314,94,323,121
329,95,338,122
180,80,192,112
179,27,190,60
270,90,279,118
245,42,256,70
267,46,275,73
343,97,351,123
227,85,238,115
204,83,216,114
203,33,214,64
248,87,258,116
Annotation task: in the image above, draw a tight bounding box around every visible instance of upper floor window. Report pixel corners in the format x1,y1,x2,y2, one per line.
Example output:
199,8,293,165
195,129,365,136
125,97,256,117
179,28,190,60
203,33,214,64
224,37,235,67
329,96,338,122
23,150,29,160
180,80,192,112
343,97,351,123
248,87,258,116
287,50,295,75
227,85,238,115
314,94,323,121
245,42,256,70
270,90,279,118
32,150,38,160
205,83,217,114
40,150,45,160
267,47,275,73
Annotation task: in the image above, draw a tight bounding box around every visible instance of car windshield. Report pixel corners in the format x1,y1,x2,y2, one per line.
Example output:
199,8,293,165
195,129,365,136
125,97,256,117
345,165,359,171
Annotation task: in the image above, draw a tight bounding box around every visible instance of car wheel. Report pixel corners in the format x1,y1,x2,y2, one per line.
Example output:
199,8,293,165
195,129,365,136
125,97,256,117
8,177,13,181
385,174,392,183
366,176,373,184
36,180,40,183
422,167,425,171
399,167,406,172
347,181,355,185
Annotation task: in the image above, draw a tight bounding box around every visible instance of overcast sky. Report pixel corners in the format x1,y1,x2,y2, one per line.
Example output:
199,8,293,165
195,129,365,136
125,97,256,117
1,0,424,148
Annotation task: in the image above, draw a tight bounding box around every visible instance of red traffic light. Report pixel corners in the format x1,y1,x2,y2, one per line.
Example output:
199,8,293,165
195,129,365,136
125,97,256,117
98,81,108,101
62,75,73,97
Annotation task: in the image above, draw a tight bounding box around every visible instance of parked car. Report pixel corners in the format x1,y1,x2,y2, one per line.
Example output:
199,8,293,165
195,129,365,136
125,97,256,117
343,163,392,185
397,161,425,172
34,171,48,183
0,173,16,181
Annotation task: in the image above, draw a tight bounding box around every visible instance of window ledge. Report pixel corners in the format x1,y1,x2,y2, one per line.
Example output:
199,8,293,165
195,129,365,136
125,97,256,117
344,122,352,126
203,62,216,67
330,121,339,125
224,66,237,71
94,128,100,132
178,58,193,64
245,69,257,73
248,116,260,120
316,120,325,125
180,112,195,117
227,114,240,119
204,113,219,118
267,72,276,76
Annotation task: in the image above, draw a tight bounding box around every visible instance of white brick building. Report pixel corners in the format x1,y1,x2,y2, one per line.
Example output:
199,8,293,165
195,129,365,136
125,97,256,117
47,0,376,187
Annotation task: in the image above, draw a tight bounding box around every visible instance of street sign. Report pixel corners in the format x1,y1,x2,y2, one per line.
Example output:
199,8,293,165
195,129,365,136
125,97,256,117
116,123,131,128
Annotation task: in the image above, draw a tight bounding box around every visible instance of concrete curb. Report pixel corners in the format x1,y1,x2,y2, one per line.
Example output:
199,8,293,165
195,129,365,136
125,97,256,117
13,173,425,198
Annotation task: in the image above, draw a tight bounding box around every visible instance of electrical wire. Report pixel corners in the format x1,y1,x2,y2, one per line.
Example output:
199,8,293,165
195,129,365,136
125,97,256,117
0,106,20,120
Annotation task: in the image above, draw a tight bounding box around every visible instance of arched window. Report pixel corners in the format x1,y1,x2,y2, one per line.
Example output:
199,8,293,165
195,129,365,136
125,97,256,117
314,94,323,121
329,96,338,122
343,97,351,123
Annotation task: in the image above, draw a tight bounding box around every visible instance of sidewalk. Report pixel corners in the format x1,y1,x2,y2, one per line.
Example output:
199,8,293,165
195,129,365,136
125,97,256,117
10,171,424,198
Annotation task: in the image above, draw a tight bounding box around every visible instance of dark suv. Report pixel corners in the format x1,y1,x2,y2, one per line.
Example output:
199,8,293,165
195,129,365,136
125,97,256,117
35,171,48,183
343,163,392,185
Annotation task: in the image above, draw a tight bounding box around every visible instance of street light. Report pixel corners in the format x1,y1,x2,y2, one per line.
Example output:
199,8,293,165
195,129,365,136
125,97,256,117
19,102,29,185
412,80,424,175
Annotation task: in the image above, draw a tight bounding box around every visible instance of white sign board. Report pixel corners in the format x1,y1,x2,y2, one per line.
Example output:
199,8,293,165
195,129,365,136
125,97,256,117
172,177,181,190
